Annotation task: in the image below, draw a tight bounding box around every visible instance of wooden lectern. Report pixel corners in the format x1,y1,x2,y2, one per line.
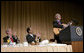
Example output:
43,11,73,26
59,26,83,52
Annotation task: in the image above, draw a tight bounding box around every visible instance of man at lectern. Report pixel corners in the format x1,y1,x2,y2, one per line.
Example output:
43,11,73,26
53,13,72,43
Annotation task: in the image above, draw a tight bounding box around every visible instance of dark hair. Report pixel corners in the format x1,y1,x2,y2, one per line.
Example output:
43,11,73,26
27,27,30,33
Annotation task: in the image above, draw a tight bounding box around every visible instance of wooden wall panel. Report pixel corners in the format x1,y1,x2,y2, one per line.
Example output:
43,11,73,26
72,41,83,52
1,1,83,44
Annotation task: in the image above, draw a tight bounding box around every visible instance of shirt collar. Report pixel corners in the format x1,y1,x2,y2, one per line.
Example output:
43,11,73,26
30,34,33,37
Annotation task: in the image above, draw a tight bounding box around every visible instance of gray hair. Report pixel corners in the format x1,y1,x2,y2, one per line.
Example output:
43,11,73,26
6,28,11,34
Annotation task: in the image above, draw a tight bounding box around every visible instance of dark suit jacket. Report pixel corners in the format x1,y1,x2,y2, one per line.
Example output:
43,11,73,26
3,35,19,44
53,20,63,28
14,35,20,44
53,20,63,43
26,34,36,43
3,35,15,42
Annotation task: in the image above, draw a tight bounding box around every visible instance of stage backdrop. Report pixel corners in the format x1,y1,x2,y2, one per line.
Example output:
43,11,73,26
1,1,83,44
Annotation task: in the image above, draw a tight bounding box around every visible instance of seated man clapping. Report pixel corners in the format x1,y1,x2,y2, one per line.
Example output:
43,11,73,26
26,27,36,45
3,28,20,45
3,28,15,45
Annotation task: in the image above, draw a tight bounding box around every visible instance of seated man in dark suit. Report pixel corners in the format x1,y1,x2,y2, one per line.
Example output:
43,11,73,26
3,28,15,44
3,28,19,44
26,27,36,45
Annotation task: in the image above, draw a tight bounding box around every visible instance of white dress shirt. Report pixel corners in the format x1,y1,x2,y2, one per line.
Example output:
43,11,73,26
30,34,34,37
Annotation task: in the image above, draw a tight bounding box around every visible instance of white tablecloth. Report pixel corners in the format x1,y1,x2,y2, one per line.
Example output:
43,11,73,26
1,44,72,52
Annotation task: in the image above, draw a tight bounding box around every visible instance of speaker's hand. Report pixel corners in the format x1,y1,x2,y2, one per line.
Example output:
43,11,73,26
62,24,68,28
69,22,73,25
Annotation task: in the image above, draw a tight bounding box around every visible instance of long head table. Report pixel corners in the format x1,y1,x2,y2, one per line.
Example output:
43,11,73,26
1,44,72,52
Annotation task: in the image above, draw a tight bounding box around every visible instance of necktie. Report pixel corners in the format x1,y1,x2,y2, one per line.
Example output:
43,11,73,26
10,36,14,42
